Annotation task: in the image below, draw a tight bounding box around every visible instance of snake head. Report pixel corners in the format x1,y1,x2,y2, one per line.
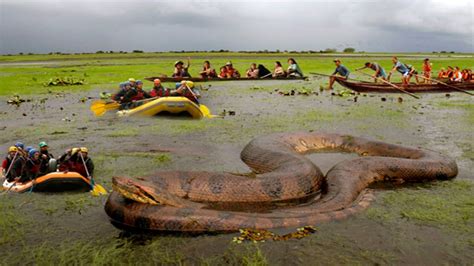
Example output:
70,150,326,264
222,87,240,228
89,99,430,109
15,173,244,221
112,176,161,205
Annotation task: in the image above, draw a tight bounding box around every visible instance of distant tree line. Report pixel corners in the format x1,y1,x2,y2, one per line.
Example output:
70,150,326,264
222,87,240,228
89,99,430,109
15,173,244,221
4,48,462,56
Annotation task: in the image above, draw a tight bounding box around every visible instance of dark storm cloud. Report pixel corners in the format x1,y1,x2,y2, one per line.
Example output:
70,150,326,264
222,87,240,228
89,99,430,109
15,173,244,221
0,0,472,54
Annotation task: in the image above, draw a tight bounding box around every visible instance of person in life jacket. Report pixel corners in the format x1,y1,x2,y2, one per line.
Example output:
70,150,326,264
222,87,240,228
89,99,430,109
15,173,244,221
14,141,27,157
129,80,152,101
223,61,241,78
74,147,94,179
20,149,41,183
199,61,217,78
422,58,432,83
2,146,21,182
58,148,79,172
450,66,463,82
38,141,54,175
174,81,201,104
150,79,173,97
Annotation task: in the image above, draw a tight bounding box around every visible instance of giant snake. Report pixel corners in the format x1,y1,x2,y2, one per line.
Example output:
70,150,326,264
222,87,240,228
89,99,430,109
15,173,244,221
105,132,458,232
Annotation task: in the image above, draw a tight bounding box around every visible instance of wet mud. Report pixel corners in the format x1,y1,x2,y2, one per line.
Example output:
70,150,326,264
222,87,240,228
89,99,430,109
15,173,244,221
0,76,473,264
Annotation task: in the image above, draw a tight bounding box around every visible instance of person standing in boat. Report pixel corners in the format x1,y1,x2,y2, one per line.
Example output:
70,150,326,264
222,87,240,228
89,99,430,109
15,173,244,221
287,58,304,78
273,61,286,77
356,62,387,82
246,63,259,78
172,58,191,78
328,59,350,90
20,149,41,183
38,142,54,175
387,57,410,85
422,58,432,84
199,61,217,78
404,63,420,84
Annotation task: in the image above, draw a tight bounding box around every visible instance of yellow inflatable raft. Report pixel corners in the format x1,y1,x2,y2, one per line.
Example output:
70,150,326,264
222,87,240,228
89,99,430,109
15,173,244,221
116,97,210,119
2,171,91,193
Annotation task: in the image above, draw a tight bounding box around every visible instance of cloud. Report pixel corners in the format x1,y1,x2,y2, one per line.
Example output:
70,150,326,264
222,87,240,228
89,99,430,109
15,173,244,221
0,0,472,54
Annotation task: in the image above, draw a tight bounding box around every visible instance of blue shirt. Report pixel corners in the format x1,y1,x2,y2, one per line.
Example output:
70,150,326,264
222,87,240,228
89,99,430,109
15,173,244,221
394,61,409,74
333,65,350,78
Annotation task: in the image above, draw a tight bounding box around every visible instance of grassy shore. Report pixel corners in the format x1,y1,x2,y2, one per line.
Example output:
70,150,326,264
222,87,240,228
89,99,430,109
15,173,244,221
0,52,472,95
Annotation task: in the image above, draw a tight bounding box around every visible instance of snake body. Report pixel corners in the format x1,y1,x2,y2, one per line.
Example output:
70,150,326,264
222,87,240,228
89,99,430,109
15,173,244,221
105,132,458,232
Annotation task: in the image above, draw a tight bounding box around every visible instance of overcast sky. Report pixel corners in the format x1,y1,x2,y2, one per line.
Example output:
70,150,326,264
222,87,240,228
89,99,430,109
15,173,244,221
0,0,472,54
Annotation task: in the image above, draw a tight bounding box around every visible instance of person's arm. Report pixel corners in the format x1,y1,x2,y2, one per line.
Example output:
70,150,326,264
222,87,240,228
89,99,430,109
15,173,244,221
185,57,191,69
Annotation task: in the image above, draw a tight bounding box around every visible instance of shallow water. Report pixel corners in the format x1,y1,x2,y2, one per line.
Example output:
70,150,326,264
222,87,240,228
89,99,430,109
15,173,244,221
0,77,473,264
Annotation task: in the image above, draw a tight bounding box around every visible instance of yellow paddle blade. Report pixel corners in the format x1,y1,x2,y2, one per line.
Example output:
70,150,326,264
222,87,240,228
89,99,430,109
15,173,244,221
90,101,120,116
199,104,211,118
90,184,107,196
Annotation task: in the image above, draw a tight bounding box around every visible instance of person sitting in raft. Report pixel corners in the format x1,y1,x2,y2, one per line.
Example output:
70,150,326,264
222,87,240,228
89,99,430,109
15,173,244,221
356,62,387,82
58,148,79,172
38,141,54,175
328,59,350,90
2,146,21,182
422,58,432,84
246,63,259,78
150,79,171,97
223,61,241,78
174,81,201,103
20,149,42,183
130,81,152,101
273,61,286,77
113,82,132,102
286,58,304,78
387,57,410,85
14,142,27,157
127,78,136,89
172,58,191,78
199,61,217,78
74,147,94,179
450,66,463,82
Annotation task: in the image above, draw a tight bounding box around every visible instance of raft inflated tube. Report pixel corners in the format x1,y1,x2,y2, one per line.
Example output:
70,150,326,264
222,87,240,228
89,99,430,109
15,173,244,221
117,97,204,119
2,172,92,193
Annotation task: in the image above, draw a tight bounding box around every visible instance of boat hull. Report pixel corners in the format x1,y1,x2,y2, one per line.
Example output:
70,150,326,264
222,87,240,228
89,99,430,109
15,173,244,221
336,79,474,93
2,171,91,193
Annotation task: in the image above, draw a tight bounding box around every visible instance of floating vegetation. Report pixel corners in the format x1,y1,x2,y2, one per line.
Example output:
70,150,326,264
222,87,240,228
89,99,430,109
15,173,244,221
7,94,31,106
44,77,84,86
232,226,317,243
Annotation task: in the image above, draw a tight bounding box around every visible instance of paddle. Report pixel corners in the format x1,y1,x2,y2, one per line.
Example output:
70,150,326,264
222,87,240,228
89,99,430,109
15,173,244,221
91,97,160,116
310,72,370,83
414,75,473,96
260,73,273,79
355,70,420,99
90,100,120,116
79,152,107,196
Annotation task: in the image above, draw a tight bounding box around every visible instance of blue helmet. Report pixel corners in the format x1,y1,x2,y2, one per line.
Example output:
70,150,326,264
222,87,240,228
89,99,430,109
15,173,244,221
15,142,24,149
175,82,181,89
136,80,143,85
119,82,127,89
25,146,34,153
28,148,39,158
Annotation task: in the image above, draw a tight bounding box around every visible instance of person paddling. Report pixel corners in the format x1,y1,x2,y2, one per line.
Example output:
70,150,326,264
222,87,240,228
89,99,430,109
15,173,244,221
387,57,410,85
2,146,20,182
74,147,94,179
357,62,387,82
328,59,350,90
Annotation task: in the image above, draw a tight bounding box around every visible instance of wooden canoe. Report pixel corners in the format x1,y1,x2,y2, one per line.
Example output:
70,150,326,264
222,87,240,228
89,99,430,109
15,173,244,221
336,79,474,93
144,76,307,83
